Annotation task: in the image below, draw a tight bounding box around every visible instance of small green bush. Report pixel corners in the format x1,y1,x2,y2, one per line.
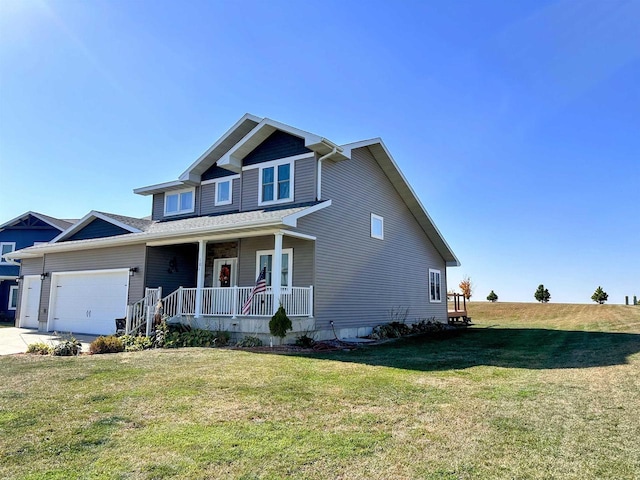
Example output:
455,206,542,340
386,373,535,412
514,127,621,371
295,334,315,348
121,334,153,352
89,335,124,354
26,342,51,355
236,335,263,347
164,326,231,348
410,318,446,334
269,305,292,339
52,335,81,356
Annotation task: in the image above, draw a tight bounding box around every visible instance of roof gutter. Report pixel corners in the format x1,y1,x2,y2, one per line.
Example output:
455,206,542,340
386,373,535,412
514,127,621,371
316,139,344,201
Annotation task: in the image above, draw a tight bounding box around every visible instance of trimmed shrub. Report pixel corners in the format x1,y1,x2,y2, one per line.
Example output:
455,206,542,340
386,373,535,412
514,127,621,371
26,342,51,355
269,305,292,340
89,335,124,354
236,336,263,348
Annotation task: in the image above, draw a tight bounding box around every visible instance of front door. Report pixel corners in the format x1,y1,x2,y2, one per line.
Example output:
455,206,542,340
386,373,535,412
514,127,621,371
19,275,42,329
212,258,238,314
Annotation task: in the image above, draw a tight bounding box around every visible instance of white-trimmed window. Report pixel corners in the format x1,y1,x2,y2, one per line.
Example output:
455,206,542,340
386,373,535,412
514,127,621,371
256,248,293,289
8,286,19,310
0,242,16,264
429,269,442,303
259,160,294,206
371,214,384,240
215,179,232,206
164,188,195,216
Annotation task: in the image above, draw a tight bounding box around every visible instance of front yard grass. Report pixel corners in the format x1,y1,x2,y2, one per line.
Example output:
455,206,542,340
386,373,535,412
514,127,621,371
1,303,639,479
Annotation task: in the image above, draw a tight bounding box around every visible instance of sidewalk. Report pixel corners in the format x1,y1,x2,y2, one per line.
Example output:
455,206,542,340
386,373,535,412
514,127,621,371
0,327,96,355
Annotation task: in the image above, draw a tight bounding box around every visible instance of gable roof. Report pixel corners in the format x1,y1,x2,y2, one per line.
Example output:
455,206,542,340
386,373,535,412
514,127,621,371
341,139,460,267
51,211,153,243
134,114,347,196
0,211,74,233
8,202,331,259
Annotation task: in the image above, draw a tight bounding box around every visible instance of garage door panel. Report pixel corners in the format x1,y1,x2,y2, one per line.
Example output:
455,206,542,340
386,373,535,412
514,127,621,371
50,270,129,335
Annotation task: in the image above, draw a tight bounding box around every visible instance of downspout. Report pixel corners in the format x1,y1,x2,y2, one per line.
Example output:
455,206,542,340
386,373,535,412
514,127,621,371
316,139,342,201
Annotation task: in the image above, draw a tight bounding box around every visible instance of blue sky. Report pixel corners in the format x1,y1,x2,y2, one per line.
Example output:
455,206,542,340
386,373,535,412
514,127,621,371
1,0,638,304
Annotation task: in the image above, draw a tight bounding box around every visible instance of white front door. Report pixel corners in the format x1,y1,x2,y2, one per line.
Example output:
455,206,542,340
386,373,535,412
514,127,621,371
212,258,237,315
213,258,238,288
19,275,41,329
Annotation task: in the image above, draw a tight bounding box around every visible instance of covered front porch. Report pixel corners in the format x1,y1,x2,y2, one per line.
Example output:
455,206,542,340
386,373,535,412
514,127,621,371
127,228,315,335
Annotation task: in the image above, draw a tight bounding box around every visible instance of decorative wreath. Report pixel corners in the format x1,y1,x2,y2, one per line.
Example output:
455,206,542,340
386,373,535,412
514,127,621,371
219,266,231,283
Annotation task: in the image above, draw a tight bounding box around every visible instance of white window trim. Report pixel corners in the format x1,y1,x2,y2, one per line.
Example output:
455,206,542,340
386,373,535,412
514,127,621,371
214,178,233,206
201,174,240,186
256,248,293,292
164,187,196,216
371,214,384,240
257,158,295,207
0,242,16,264
429,268,442,303
8,285,19,310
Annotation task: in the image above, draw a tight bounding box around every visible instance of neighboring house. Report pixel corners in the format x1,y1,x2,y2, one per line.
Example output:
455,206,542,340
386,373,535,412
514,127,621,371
0,212,73,323
8,114,460,340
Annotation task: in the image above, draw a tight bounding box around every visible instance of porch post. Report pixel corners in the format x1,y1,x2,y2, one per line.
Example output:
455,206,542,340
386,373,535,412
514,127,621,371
272,232,283,315
195,240,206,317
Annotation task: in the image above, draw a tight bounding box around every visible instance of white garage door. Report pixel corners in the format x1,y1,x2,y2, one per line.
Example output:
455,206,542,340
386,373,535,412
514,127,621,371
49,270,129,335
19,275,42,329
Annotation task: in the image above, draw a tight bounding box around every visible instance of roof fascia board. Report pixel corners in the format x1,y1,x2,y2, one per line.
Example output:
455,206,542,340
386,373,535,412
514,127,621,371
343,139,461,267
0,211,66,232
282,200,332,227
51,211,142,243
178,113,263,181
133,180,191,196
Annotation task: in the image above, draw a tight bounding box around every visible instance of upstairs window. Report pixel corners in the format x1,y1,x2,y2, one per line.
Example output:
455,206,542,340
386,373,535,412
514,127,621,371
371,214,384,240
215,179,232,206
0,242,16,264
259,161,293,205
429,269,442,303
164,188,195,216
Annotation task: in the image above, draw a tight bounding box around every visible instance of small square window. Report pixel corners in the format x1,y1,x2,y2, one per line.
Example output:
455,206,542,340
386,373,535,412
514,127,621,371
371,214,384,240
1,242,15,263
215,180,232,206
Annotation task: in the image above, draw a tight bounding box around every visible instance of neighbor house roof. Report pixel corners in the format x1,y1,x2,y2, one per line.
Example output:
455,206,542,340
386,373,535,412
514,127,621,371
51,211,153,243
0,211,74,233
8,201,331,259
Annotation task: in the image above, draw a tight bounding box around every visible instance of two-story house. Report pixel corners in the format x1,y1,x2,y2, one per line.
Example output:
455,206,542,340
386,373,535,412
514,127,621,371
9,114,460,340
0,212,73,323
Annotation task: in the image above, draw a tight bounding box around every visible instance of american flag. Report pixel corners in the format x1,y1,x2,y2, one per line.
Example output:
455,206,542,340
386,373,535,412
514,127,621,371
242,267,267,315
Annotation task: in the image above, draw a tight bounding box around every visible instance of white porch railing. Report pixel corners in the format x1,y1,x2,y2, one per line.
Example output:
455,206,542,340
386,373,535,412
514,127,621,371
125,287,162,335
162,286,313,319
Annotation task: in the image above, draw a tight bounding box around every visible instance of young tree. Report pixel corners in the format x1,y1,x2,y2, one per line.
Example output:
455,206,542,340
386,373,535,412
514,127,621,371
486,290,498,302
591,286,608,304
459,275,473,300
534,284,551,303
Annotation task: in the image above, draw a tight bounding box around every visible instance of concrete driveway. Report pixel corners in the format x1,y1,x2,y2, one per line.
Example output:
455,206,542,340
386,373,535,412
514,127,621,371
0,328,96,355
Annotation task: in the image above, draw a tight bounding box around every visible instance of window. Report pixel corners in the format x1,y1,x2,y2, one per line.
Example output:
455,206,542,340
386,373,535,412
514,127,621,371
8,286,18,310
256,248,293,289
215,179,232,206
0,242,15,263
259,161,293,205
429,269,442,303
164,188,195,216
371,214,384,240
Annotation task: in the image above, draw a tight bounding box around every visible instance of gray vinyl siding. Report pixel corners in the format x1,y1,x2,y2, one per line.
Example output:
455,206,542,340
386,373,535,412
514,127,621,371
37,244,146,324
200,178,240,215
296,147,448,330
238,236,314,288
241,156,317,212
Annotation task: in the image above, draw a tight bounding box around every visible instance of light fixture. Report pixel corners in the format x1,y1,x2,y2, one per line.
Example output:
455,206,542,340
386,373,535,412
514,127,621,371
16,276,23,283
40,272,49,280
129,267,138,276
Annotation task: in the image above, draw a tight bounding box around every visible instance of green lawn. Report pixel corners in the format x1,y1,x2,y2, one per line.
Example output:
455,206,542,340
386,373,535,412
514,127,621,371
1,303,639,479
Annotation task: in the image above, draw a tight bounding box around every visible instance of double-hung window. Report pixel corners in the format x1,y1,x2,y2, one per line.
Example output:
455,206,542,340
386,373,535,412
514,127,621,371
215,179,232,206
0,242,15,264
429,269,442,303
164,188,195,216
8,286,19,311
256,248,293,290
259,161,293,205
